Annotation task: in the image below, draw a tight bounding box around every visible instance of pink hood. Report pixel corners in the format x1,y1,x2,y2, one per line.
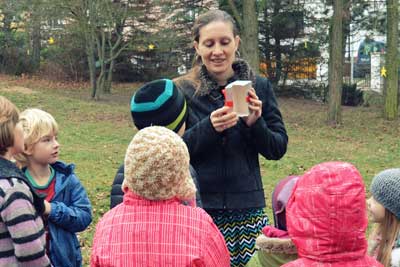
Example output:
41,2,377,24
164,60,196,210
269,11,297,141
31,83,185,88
282,162,383,267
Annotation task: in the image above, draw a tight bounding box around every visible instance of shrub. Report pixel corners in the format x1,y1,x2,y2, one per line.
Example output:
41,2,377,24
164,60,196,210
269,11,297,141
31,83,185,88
0,31,33,75
341,83,363,106
40,34,88,82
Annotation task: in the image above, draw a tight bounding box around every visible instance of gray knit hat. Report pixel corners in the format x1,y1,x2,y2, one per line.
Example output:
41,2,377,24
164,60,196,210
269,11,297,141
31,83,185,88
370,168,400,219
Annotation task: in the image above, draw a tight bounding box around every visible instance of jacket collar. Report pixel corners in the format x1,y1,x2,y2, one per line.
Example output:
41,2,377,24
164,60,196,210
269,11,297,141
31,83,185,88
197,59,256,96
0,157,26,180
51,161,75,176
123,190,181,207
21,161,74,180
22,161,75,198
0,157,46,214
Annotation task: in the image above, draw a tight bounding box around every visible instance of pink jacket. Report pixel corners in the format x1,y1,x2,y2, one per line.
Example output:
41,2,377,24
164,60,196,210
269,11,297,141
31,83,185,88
282,162,383,267
91,191,230,267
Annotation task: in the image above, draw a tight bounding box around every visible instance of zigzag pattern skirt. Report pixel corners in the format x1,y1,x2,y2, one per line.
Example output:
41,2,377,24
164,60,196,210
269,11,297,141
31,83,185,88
208,208,269,267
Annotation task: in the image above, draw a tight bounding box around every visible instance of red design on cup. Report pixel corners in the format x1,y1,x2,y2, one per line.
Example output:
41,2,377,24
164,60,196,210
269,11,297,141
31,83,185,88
222,89,233,107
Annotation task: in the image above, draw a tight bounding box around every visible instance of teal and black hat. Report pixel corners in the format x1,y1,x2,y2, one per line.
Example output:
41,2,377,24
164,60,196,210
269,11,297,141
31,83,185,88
130,79,187,133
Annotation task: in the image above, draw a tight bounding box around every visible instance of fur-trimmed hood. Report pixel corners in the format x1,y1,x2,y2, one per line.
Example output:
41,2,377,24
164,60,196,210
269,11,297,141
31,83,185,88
197,59,257,96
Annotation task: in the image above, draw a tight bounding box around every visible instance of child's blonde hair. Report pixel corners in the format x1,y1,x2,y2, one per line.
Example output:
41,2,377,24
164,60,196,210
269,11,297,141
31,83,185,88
14,108,58,167
373,211,400,267
0,96,20,156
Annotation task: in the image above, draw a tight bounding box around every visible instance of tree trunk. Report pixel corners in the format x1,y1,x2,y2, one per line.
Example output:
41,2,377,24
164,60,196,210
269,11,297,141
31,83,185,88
31,18,41,71
228,0,259,73
274,38,282,85
241,0,260,73
103,40,115,94
327,0,344,125
86,40,97,99
263,7,274,80
81,0,98,99
384,0,399,120
342,0,351,81
104,59,114,94
271,1,282,86
96,70,105,100
95,32,106,100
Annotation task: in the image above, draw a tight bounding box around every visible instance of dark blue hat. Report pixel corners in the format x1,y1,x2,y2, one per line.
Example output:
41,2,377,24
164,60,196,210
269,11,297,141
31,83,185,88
130,79,187,133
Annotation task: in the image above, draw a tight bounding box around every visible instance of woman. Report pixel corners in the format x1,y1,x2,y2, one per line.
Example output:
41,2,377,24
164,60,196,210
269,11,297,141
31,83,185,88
174,9,288,267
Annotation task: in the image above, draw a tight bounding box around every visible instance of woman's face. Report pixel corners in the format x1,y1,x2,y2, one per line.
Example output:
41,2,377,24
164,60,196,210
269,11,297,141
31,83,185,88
367,196,386,223
194,21,239,81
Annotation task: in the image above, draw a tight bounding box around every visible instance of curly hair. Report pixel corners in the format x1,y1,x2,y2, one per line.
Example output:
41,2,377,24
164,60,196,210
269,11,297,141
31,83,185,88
0,96,19,156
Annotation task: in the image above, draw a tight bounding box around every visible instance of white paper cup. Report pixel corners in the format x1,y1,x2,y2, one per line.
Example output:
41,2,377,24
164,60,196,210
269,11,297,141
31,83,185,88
224,80,251,117
230,85,249,116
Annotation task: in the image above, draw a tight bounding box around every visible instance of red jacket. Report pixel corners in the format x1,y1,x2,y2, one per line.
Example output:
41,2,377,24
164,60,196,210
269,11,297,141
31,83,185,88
91,191,230,267
282,162,383,267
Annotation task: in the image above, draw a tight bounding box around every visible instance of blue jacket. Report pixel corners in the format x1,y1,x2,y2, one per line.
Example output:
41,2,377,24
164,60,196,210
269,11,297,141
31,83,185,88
48,161,92,267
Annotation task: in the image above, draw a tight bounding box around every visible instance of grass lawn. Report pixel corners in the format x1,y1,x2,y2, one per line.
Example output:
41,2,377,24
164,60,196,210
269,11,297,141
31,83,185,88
1,75,399,266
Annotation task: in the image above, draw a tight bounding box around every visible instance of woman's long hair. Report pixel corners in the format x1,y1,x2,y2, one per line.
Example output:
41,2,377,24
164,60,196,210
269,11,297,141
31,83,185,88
174,10,239,91
376,209,400,266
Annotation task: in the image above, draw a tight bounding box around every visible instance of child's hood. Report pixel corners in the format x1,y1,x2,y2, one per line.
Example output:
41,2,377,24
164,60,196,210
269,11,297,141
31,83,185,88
50,161,77,189
51,161,79,197
286,162,369,262
51,160,75,177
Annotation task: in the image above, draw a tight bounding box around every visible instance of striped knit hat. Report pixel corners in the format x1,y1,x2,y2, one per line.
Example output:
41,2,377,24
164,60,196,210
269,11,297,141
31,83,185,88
130,79,187,133
122,126,196,201
370,168,400,219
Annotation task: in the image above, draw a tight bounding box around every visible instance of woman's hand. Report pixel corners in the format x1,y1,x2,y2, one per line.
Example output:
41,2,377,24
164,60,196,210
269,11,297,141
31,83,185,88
243,88,262,127
210,106,238,132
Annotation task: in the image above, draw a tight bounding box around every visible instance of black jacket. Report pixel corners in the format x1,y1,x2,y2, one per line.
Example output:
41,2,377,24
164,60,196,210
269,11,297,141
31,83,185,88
110,163,202,209
179,60,288,210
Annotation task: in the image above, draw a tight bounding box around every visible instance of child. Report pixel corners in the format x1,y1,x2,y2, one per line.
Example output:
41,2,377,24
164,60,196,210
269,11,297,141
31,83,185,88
91,126,230,266
15,108,92,267
367,168,400,267
247,176,299,267
0,96,50,266
282,162,383,267
110,78,202,209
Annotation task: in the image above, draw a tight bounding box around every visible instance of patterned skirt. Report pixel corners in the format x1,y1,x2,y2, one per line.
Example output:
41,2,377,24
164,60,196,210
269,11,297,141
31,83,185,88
207,208,269,267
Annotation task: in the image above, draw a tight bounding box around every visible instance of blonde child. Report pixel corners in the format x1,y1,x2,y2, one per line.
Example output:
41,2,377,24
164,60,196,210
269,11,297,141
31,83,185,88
15,108,92,267
367,168,400,267
0,96,50,266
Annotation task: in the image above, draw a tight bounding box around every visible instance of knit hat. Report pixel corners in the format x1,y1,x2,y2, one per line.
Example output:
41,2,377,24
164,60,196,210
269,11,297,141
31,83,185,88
130,79,187,133
122,126,196,201
370,168,400,219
